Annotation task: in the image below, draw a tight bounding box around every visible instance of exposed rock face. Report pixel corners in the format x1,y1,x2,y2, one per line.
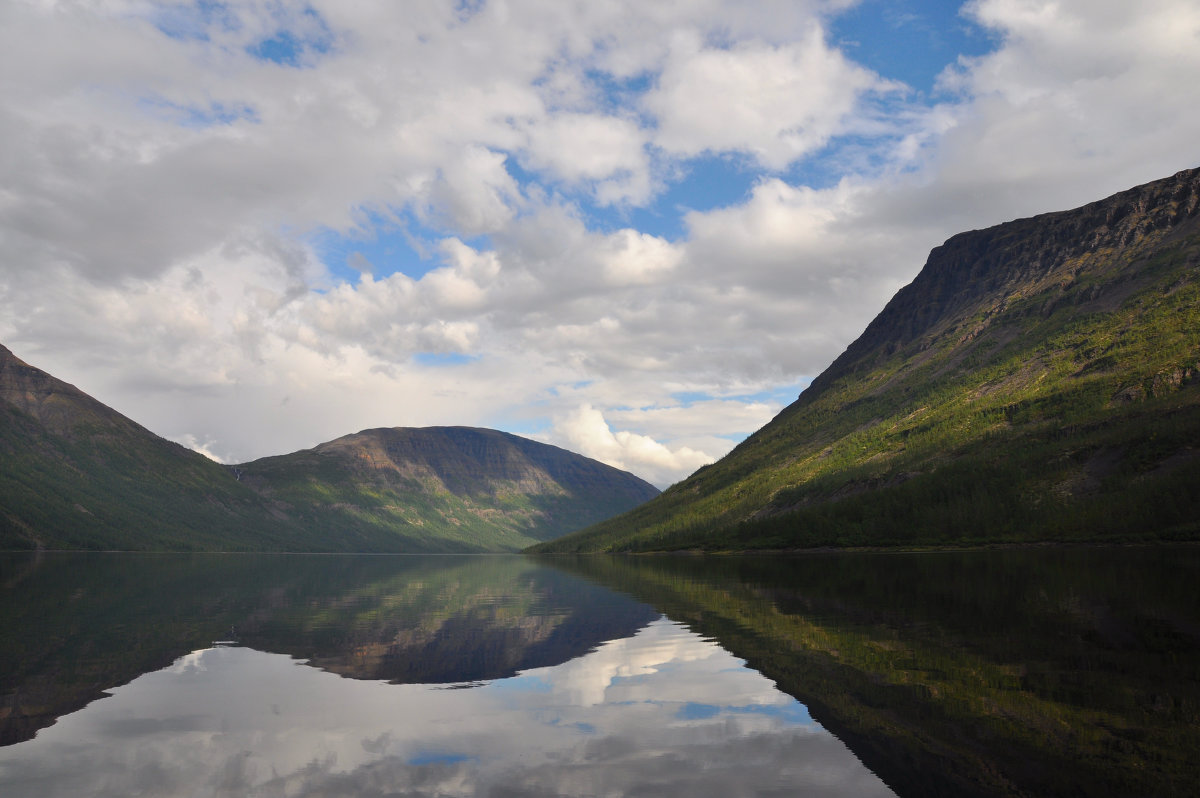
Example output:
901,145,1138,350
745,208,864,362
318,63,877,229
804,167,1200,403
536,167,1200,552
314,426,652,504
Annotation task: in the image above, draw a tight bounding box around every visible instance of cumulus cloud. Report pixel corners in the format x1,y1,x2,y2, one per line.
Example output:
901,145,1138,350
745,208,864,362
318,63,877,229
522,113,651,204
2,0,1198,484
172,433,229,464
554,405,714,487
599,229,681,286
917,0,1200,221
424,147,523,236
645,28,895,168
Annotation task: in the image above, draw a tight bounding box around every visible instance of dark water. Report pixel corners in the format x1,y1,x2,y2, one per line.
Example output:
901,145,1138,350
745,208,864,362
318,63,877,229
0,547,1196,797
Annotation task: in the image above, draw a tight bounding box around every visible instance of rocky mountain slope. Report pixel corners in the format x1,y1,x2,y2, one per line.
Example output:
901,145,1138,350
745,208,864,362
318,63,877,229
234,426,659,552
534,167,1200,552
0,346,656,551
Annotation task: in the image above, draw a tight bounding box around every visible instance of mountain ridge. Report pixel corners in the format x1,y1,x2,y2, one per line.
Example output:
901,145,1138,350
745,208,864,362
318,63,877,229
232,425,658,551
802,167,1200,404
0,346,657,552
533,166,1200,553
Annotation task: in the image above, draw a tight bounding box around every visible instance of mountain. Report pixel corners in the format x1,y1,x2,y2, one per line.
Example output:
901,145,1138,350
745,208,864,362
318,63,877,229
0,346,657,551
232,426,659,552
533,167,1200,552
0,343,295,551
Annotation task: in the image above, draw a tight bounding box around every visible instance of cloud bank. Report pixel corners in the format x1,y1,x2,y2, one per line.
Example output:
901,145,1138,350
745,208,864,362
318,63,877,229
1,0,1197,485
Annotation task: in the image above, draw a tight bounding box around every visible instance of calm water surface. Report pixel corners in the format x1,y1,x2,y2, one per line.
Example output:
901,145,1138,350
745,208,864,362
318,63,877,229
0,547,1196,797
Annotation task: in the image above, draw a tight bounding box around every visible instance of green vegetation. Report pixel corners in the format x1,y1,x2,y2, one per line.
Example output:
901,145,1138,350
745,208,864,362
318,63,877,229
0,552,656,744
551,548,1200,797
0,348,657,552
232,426,659,552
533,168,1200,552
0,393,302,552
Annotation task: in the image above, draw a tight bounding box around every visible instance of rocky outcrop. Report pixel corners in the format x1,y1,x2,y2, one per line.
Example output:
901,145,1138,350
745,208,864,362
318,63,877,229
803,167,1200,402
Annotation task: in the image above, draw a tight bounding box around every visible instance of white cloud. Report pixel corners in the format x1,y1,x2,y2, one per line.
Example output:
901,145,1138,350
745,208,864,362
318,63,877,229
522,113,651,204
645,28,894,169
173,433,229,464
554,405,715,487
607,398,781,445
0,617,892,798
2,0,1198,488
425,147,523,235
423,242,499,312
919,0,1200,220
600,229,681,286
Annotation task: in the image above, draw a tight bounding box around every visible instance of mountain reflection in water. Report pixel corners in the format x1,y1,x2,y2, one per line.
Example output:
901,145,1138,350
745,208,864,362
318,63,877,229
0,552,891,797
551,546,1200,798
2,546,1196,797
0,553,658,745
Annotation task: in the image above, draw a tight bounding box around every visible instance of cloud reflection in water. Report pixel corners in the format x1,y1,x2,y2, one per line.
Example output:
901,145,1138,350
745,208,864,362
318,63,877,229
0,618,894,797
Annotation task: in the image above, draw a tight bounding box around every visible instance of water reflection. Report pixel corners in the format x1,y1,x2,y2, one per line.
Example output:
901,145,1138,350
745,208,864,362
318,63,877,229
0,553,657,745
0,617,892,797
552,546,1200,798
5,546,1195,797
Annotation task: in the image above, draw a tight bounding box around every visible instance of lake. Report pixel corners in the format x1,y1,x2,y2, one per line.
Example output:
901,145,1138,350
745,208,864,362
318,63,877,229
0,546,1196,797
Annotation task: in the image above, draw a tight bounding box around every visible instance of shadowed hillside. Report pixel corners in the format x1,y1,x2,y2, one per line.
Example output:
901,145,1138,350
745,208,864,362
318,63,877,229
0,347,656,552
534,167,1200,552
0,343,298,551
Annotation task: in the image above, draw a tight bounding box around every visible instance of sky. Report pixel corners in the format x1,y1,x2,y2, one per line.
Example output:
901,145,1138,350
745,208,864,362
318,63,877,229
1,0,1198,487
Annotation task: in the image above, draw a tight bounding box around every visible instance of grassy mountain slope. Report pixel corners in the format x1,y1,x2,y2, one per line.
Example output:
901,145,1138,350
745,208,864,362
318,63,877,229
0,344,299,551
233,427,659,552
0,346,657,552
534,167,1200,552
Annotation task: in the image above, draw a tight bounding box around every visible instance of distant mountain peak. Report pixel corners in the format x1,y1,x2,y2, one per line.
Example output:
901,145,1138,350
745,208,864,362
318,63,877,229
235,424,659,549
2,350,658,552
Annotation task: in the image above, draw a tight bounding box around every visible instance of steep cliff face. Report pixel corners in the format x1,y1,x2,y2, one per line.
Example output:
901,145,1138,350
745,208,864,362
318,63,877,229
803,167,1200,401
535,167,1200,552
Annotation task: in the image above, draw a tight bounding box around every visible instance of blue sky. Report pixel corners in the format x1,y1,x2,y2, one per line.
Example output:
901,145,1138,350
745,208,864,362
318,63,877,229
2,0,1198,485
831,0,998,91
310,1,1001,285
